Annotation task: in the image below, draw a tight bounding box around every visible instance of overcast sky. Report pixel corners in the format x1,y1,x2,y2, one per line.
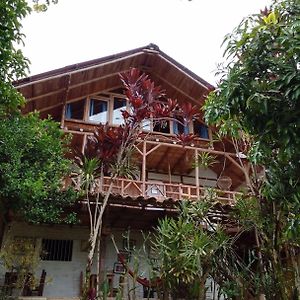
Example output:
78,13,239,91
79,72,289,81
22,0,271,84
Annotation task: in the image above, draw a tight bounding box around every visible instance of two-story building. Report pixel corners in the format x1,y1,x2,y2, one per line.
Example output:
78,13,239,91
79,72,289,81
0,44,246,300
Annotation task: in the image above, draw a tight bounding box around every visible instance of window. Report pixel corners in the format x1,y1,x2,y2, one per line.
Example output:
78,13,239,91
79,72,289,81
65,99,85,120
173,117,189,135
41,239,73,261
113,97,127,125
193,120,209,139
142,119,151,131
89,99,108,123
153,121,170,134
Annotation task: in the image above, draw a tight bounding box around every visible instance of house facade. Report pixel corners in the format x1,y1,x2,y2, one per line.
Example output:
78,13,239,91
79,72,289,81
0,44,246,299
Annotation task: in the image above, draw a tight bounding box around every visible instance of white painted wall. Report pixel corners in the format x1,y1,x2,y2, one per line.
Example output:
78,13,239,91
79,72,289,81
0,222,90,298
148,168,218,188
0,223,223,299
148,172,181,183
0,223,152,298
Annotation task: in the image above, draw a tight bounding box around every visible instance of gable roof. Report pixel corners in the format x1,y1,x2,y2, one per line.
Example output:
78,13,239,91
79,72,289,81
15,44,214,115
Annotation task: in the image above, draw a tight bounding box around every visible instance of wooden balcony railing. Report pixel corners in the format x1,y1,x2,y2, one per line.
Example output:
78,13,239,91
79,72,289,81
68,176,241,205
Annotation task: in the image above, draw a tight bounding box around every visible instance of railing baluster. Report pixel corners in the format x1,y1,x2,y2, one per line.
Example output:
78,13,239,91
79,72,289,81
121,179,124,196
179,184,182,200
71,175,241,204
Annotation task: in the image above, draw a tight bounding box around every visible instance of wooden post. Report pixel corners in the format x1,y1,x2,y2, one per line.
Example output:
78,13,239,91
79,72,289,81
195,149,200,198
60,74,71,128
142,141,146,197
81,134,87,154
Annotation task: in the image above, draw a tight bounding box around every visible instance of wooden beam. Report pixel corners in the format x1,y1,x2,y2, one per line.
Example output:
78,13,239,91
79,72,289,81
26,88,66,102
16,51,145,88
27,85,123,115
81,134,87,154
142,142,146,197
145,139,238,157
145,144,161,156
225,153,245,172
26,69,129,103
195,149,200,198
34,102,63,113
133,145,143,156
61,74,71,128
63,129,93,136
63,85,123,105
69,69,130,90
150,71,199,104
156,54,211,91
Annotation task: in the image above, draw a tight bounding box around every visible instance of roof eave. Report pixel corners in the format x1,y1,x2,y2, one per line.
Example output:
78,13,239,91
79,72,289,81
14,43,214,91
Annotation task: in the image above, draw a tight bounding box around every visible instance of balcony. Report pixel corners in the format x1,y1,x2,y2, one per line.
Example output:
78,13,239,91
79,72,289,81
69,176,241,205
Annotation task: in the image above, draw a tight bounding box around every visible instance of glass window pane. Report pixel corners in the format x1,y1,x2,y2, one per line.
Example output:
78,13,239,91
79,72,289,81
153,121,170,134
193,120,209,139
89,99,108,123
65,99,85,120
173,117,189,135
142,119,151,131
113,97,127,125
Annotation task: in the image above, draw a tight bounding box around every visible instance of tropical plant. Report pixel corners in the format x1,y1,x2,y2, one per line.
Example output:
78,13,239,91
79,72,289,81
204,0,300,298
152,199,231,300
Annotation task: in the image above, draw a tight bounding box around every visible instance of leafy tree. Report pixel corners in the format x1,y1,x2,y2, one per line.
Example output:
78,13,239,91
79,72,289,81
204,0,300,298
0,0,30,117
0,114,77,224
0,0,77,225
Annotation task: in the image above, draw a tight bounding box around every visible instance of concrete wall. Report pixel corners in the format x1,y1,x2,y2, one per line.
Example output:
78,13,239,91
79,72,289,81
0,223,152,298
0,222,90,297
0,222,223,299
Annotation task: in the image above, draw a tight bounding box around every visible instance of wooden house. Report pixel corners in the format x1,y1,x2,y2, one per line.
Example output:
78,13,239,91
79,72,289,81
0,44,246,299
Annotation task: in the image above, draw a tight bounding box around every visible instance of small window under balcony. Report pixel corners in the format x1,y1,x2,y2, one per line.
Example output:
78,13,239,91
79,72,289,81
41,239,73,261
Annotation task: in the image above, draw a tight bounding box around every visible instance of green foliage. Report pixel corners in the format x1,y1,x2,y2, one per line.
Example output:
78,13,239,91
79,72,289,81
234,196,263,230
216,0,300,234
193,152,217,169
153,201,230,299
0,114,77,223
204,0,300,239
204,0,300,298
32,0,58,12
204,0,300,168
0,0,78,224
0,237,41,292
0,0,30,118
0,0,58,116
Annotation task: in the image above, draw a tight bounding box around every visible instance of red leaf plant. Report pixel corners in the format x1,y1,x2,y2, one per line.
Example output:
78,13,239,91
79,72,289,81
75,68,200,298
176,133,197,146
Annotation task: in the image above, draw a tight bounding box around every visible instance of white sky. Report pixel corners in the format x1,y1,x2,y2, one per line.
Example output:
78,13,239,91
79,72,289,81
22,0,271,84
